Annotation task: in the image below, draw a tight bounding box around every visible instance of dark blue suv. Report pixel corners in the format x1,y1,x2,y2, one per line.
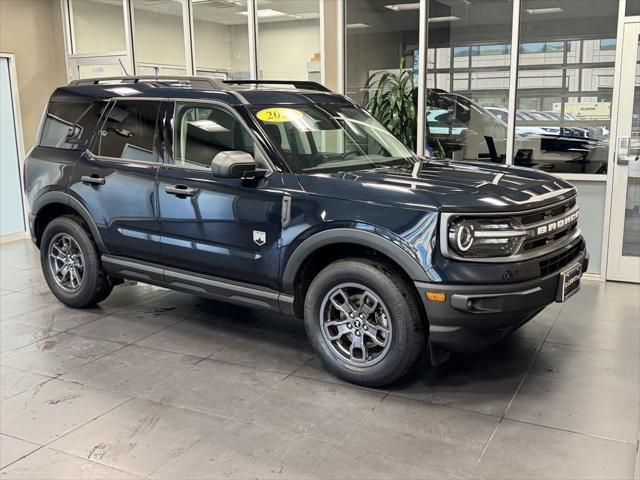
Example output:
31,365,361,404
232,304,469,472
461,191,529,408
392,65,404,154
24,76,587,386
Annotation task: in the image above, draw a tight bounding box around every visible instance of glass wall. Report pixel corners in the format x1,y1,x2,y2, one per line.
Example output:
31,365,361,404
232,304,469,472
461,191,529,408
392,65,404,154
131,0,188,75
345,0,419,149
424,0,513,162
193,0,250,80
71,0,127,54
513,0,618,174
257,0,321,81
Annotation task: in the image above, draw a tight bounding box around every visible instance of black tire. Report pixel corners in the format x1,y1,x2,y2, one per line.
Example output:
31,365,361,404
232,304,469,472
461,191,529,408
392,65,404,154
304,258,426,387
40,215,111,308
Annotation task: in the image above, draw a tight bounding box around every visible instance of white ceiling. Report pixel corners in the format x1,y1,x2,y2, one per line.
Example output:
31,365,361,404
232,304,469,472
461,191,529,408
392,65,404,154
87,0,320,25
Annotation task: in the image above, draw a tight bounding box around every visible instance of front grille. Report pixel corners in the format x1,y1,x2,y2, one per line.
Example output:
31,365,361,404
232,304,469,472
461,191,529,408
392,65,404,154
539,242,583,276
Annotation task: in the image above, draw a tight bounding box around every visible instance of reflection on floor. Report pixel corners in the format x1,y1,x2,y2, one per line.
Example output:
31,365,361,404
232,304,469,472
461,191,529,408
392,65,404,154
1,239,639,479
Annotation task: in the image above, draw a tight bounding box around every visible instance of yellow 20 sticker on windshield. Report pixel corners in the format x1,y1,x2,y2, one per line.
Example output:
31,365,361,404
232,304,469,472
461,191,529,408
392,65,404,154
256,108,303,123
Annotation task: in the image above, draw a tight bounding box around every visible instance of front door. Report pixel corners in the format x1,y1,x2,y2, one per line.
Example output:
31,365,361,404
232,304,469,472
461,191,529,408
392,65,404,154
157,102,284,291
69,99,163,263
607,21,640,282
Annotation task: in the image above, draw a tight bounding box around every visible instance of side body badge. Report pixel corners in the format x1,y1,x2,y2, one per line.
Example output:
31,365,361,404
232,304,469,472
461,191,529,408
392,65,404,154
253,230,266,246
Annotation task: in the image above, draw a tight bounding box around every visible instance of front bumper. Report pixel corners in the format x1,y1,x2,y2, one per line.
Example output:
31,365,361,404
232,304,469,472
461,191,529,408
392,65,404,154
415,246,588,353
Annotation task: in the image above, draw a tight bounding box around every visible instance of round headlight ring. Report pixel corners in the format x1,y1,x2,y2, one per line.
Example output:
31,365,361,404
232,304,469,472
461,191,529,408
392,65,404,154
456,224,474,252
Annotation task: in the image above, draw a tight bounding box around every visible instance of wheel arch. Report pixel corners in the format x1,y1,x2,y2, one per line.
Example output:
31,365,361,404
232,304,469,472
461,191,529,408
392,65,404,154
282,228,429,319
32,192,107,253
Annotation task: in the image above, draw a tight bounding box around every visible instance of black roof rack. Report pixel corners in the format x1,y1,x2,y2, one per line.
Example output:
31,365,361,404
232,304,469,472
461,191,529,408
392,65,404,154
68,76,225,90
68,76,332,93
223,79,331,92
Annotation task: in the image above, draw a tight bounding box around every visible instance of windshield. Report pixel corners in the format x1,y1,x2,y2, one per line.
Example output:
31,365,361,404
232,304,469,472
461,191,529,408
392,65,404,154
250,104,417,173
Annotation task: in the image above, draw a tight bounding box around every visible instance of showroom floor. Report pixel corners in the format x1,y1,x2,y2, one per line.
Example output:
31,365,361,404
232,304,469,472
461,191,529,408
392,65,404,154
0,239,638,480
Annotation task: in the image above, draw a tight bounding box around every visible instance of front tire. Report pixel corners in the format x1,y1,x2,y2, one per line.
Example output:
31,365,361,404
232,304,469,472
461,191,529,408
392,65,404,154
40,215,110,308
304,258,425,387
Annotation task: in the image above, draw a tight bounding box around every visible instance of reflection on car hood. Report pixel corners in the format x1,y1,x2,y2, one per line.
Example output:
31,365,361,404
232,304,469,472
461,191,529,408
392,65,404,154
297,160,576,213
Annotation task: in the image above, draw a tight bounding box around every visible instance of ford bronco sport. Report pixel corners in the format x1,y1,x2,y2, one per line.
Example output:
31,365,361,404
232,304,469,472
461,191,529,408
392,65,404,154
25,76,587,386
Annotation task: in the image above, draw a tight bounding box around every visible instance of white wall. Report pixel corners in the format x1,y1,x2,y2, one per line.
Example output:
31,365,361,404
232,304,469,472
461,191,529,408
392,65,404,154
258,19,320,80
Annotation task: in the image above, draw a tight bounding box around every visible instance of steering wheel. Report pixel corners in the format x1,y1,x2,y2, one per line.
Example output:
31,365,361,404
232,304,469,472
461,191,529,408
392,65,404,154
338,150,360,160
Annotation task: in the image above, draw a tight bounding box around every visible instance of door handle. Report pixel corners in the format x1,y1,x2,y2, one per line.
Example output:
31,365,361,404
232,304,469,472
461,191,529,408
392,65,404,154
165,184,198,197
81,174,105,185
617,155,639,166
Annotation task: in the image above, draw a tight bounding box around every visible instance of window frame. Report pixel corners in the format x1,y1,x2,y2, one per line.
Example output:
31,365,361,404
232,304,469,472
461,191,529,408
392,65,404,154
164,99,274,173
88,97,164,165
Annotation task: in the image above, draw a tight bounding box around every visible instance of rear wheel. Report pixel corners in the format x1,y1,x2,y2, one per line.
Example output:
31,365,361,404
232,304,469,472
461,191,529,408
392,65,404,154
40,215,111,308
304,258,425,387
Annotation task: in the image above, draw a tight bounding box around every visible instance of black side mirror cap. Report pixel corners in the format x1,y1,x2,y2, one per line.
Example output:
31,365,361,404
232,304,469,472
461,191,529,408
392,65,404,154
211,151,256,178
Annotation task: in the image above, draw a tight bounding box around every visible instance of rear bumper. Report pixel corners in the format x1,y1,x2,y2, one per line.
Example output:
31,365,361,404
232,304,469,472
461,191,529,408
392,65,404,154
415,246,588,353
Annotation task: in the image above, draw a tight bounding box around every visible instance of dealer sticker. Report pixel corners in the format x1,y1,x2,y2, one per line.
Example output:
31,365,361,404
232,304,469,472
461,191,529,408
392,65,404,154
256,108,303,123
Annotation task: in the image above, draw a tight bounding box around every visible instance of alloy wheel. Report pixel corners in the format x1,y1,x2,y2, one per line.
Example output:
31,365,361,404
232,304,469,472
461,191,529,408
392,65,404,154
48,233,85,293
319,283,392,367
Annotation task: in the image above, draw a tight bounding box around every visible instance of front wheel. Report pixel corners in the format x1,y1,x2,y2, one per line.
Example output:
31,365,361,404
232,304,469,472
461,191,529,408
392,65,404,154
304,258,426,387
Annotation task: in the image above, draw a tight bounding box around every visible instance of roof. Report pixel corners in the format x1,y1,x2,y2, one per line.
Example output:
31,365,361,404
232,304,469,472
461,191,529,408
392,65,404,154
51,76,353,107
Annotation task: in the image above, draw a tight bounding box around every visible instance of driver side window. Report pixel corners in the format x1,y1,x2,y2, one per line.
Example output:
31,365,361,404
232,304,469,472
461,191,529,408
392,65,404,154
172,103,254,171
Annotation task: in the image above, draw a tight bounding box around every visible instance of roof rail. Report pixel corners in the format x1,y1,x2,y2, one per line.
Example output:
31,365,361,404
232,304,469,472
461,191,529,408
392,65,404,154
223,79,331,92
68,76,225,90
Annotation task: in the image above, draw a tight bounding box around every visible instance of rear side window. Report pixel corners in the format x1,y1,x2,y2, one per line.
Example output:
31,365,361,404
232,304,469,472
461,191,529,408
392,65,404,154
96,100,160,162
40,101,105,150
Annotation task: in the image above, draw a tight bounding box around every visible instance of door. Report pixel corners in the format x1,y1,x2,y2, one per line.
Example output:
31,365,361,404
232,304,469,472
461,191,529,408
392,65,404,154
69,99,162,263
0,56,25,237
157,102,284,290
608,21,640,282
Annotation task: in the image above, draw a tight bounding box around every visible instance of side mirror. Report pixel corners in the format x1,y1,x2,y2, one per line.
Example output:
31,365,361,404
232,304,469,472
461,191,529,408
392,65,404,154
211,151,256,178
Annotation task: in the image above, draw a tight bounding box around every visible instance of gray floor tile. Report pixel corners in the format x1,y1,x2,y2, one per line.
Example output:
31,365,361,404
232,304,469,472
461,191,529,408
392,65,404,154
209,329,313,375
0,323,56,355
0,435,39,469
0,333,123,377
61,345,200,397
548,311,640,352
391,337,540,416
0,292,52,322
4,303,111,333
474,419,637,480
50,398,224,478
136,316,245,358
0,366,52,401
530,341,640,393
235,375,385,442
151,419,335,480
345,395,499,476
0,268,47,294
310,445,464,480
67,305,186,345
142,359,286,417
505,372,640,443
0,447,138,479
0,378,128,445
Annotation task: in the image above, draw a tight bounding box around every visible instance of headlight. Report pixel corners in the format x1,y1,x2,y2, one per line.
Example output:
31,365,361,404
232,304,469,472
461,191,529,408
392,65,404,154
448,218,527,257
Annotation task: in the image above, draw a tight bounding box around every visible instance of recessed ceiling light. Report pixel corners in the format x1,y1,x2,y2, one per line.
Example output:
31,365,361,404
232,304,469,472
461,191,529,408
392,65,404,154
525,7,564,14
237,9,287,18
384,3,420,12
428,15,461,23
188,120,229,132
106,87,141,96
347,23,371,29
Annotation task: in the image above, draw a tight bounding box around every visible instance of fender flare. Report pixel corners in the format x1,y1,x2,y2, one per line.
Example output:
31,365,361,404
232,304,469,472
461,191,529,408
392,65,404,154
281,228,429,294
31,191,108,253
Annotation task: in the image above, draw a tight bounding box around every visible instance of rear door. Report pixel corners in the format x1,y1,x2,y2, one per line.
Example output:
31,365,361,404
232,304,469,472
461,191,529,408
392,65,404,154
156,101,285,290
69,98,163,263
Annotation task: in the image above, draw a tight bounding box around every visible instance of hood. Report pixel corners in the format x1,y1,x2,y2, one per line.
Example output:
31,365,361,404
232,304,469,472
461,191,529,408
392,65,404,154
296,160,576,213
